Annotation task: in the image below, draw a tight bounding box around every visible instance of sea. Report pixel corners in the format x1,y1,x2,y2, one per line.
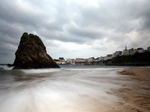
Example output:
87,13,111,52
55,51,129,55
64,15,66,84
0,65,139,112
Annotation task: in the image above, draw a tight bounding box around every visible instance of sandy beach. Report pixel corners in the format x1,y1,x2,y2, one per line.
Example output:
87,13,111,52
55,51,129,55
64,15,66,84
118,68,150,81
115,68,150,112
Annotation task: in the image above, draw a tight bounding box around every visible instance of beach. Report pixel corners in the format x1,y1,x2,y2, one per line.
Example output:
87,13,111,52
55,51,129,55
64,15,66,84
0,66,150,112
115,68,150,112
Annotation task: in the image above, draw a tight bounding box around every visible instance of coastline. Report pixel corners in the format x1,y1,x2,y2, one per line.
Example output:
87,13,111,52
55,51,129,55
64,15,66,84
114,67,150,112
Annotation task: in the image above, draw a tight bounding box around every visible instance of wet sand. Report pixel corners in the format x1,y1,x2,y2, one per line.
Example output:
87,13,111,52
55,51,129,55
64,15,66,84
117,68,150,81
115,68,150,112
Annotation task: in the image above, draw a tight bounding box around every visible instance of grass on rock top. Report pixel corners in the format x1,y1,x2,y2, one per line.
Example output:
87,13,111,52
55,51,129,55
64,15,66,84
21,32,40,43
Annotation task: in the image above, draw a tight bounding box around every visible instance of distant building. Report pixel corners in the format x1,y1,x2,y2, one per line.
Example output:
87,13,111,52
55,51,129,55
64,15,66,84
116,51,122,56
75,58,81,63
75,58,87,65
54,59,62,65
66,59,75,65
147,46,150,51
88,57,94,63
127,50,130,55
112,52,116,58
121,45,128,56
99,56,105,61
103,56,107,61
121,46,139,56
128,48,136,55
112,51,122,58
137,48,144,53
61,61,66,64
71,59,75,65
106,54,112,60
55,57,66,65
121,51,126,56
59,57,65,61
94,58,99,62
80,58,87,62
66,58,71,64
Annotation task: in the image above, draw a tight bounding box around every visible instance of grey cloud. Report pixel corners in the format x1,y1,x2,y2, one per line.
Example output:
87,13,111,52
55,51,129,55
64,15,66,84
66,24,104,40
0,41,17,58
38,28,87,44
77,0,150,33
0,0,150,63
0,20,22,38
0,1,42,27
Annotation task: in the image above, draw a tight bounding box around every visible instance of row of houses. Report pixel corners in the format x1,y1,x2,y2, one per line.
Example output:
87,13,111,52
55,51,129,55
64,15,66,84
54,46,150,65
99,46,150,61
54,57,99,65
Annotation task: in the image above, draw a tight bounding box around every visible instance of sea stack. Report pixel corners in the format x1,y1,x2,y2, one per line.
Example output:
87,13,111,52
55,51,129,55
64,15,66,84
13,32,60,69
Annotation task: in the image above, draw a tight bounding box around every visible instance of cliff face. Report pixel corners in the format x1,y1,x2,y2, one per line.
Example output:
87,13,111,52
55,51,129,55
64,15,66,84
13,32,60,69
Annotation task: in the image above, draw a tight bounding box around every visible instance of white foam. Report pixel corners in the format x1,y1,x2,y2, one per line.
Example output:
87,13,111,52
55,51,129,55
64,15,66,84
21,68,61,74
0,65,13,70
64,67,123,71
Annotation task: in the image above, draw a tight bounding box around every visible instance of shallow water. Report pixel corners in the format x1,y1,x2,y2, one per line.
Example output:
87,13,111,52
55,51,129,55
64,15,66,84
0,65,131,112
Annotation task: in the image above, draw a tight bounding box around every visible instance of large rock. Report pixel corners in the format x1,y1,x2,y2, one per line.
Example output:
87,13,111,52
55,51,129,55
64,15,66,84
13,32,60,69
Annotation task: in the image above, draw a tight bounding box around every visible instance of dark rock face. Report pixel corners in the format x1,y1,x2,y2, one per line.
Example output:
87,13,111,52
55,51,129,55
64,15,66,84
13,32,60,69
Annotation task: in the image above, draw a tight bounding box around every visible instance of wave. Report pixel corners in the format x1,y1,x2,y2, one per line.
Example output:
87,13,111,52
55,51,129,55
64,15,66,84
0,65,127,112
21,68,61,74
63,67,124,71
0,65,13,70
0,65,124,75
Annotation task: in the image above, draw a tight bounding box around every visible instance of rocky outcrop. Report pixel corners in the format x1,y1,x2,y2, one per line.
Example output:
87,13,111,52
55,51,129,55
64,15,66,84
13,32,60,69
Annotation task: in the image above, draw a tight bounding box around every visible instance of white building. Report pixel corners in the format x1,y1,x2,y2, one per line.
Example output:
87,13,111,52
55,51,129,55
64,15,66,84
121,46,128,56
106,54,112,60
137,48,144,53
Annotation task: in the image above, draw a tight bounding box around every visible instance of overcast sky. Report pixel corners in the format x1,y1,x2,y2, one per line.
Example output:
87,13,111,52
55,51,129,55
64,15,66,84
0,0,150,63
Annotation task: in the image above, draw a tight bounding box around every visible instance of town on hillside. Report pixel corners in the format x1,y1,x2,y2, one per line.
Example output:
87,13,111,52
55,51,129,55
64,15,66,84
54,46,150,66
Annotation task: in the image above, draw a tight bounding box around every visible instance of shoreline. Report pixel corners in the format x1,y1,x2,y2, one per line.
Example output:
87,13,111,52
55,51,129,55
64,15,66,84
118,67,150,81
114,68,150,112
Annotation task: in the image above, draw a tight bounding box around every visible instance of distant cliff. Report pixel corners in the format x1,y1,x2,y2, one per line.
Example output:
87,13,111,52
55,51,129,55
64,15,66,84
105,52,150,66
13,32,60,69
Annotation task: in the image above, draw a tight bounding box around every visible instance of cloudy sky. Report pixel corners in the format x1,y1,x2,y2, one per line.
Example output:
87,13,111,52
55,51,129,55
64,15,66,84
0,0,150,63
